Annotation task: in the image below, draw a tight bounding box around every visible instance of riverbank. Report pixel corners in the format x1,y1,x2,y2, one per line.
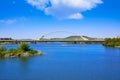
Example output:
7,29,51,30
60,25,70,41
102,38,120,48
115,46,120,48
0,43,43,58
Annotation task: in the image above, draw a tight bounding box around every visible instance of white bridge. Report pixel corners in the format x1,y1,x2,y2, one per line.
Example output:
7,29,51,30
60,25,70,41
38,31,89,41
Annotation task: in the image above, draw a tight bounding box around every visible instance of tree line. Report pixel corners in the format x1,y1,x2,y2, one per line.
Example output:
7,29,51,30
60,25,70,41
102,38,120,47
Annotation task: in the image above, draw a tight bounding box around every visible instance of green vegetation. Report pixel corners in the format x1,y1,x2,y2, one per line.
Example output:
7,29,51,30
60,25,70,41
0,46,7,57
0,43,43,58
102,38,120,48
0,41,19,44
18,43,31,52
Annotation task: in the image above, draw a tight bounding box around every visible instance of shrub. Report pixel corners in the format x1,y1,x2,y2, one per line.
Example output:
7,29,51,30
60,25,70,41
103,38,120,47
7,48,18,54
0,46,7,57
0,46,6,52
18,43,31,52
29,50,38,55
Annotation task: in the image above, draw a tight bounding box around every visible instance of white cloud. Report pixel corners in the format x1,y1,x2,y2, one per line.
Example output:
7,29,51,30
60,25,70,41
26,0,103,19
0,19,16,24
0,17,27,25
27,0,49,10
68,13,83,19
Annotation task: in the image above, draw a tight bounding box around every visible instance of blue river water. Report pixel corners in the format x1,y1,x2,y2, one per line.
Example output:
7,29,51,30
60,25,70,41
0,43,120,80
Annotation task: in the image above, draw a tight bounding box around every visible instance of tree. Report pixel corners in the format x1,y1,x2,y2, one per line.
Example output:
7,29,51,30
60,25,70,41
0,46,7,57
0,46,6,52
18,43,31,52
103,38,120,47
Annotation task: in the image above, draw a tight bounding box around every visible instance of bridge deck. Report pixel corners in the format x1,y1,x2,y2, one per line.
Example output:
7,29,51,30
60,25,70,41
0,40,105,42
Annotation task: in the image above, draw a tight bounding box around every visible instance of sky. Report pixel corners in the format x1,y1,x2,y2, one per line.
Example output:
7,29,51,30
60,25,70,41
0,0,120,39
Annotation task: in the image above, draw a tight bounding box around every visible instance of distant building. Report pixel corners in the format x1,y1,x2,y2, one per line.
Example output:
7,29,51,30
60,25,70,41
0,38,13,40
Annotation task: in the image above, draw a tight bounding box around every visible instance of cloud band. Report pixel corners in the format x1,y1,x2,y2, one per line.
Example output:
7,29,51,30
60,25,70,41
27,0,103,19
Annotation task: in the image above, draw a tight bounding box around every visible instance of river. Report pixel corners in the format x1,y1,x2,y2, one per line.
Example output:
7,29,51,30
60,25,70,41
0,43,120,80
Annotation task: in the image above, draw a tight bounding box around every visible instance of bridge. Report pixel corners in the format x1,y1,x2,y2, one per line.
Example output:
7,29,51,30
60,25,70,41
0,40,105,43
38,31,89,41
0,31,105,44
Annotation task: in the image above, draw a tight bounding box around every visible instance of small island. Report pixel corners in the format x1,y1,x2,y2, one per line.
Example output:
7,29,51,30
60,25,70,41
0,43,43,58
102,38,120,48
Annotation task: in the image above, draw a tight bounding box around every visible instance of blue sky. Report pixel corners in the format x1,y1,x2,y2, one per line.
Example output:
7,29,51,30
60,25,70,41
0,0,120,39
